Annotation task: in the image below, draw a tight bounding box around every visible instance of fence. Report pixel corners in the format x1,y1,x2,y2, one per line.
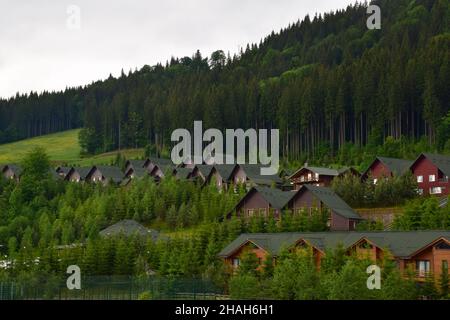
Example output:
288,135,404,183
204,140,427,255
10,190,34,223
0,276,227,300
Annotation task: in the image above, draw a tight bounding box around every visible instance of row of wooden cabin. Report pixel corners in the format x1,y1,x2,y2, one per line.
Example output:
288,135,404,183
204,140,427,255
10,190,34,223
219,231,450,282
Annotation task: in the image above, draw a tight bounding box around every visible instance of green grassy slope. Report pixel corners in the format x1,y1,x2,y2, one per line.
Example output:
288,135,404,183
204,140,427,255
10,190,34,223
0,129,144,166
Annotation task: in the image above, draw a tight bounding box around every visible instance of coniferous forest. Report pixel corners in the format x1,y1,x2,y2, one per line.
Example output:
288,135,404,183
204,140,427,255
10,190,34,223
0,0,449,163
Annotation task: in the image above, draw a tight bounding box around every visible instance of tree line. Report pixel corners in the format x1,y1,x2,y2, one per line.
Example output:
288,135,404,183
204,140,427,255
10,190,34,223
1,0,449,165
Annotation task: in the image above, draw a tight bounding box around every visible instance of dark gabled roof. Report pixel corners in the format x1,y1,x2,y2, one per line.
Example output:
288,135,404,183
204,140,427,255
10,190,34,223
298,184,362,220
173,167,193,180
232,186,295,213
212,164,237,181
125,159,146,169
2,164,22,176
56,166,72,175
254,186,295,209
240,164,283,186
363,157,413,177
125,166,148,178
99,220,159,241
195,164,214,178
218,231,450,258
289,166,358,180
151,164,175,175
91,165,124,183
414,153,450,177
147,157,173,166
66,167,92,180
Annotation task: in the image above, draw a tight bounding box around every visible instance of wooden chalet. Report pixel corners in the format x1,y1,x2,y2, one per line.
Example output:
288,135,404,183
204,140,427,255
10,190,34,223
219,231,450,281
85,165,124,185
362,156,413,183
1,164,22,181
230,184,363,231
289,165,359,190
410,153,450,196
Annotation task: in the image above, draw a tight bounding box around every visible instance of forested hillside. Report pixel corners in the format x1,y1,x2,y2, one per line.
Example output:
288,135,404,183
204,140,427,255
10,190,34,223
1,0,449,163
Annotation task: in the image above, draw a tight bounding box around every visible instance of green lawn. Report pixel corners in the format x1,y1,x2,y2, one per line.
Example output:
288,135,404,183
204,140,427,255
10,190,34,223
0,129,145,166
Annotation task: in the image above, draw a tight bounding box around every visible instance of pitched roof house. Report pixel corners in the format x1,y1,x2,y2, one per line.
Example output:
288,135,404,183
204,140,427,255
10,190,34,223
190,165,214,183
85,165,124,185
144,157,174,173
172,167,193,180
64,167,92,182
289,165,359,190
204,164,237,190
362,156,413,182
124,160,147,174
124,166,149,180
219,231,450,280
230,184,362,231
99,220,160,241
410,153,450,196
55,166,72,178
1,164,22,181
230,186,295,219
230,164,283,188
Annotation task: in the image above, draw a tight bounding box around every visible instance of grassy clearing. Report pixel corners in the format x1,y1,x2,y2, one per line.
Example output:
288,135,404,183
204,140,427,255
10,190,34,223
0,129,82,164
0,129,145,167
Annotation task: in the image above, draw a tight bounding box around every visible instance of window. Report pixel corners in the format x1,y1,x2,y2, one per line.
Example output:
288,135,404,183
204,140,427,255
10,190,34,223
232,258,240,268
247,209,255,217
430,187,442,194
417,175,423,183
373,178,378,185
307,173,312,181
259,208,267,216
429,175,436,182
442,261,448,273
416,260,430,277
435,242,450,250
315,173,319,180
418,189,423,195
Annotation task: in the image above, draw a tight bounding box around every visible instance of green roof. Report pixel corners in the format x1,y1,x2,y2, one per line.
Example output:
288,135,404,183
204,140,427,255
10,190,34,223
218,231,450,258
300,184,362,220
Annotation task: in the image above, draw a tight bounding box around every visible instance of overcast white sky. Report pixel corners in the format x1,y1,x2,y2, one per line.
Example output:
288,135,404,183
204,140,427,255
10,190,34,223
0,0,356,99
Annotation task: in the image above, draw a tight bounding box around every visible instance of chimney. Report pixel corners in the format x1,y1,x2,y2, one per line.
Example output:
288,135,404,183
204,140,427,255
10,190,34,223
304,162,308,168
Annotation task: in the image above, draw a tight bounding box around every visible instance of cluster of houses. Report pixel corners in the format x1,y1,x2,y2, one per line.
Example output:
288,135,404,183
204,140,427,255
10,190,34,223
1,152,449,233
218,230,450,281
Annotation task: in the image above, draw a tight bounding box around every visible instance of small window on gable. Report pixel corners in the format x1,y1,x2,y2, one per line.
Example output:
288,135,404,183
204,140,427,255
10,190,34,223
435,241,450,250
359,241,373,249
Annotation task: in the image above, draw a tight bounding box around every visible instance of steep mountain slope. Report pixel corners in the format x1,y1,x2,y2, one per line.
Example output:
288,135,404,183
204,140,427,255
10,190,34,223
0,0,449,163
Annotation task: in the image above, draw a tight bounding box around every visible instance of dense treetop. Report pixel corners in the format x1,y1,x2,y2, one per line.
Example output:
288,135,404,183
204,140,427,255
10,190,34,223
0,0,449,166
